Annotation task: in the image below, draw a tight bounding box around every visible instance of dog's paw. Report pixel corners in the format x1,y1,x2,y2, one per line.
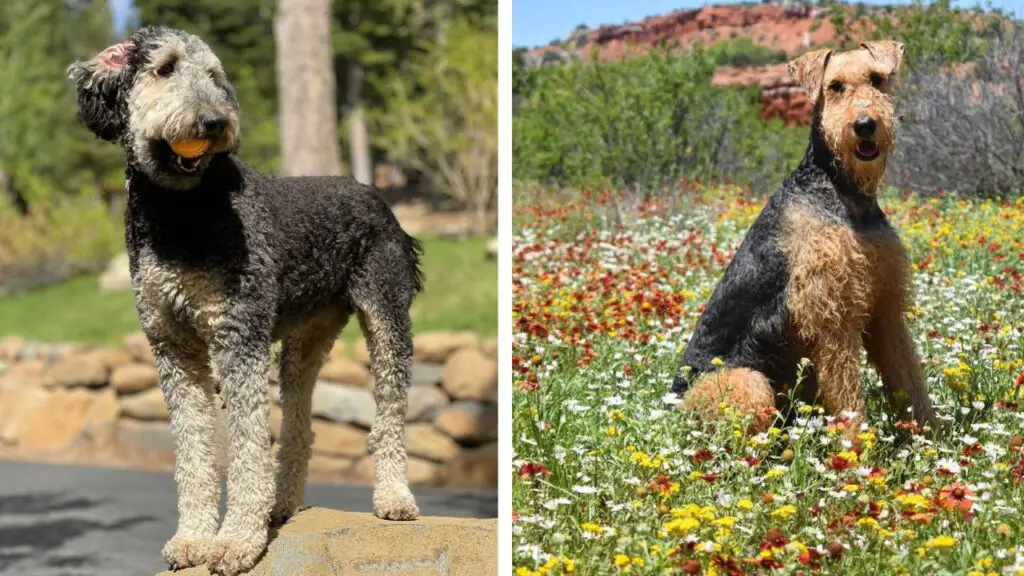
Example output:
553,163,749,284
269,503,309,527
205,533,266,576
373,483,419,521
162,535,210,571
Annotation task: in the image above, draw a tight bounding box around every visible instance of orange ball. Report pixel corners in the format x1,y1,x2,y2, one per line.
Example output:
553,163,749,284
170,139,210,159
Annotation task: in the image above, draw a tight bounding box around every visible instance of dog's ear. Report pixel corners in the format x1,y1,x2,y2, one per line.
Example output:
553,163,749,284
861,40,905,79
788,48,833,103
67,41,132,142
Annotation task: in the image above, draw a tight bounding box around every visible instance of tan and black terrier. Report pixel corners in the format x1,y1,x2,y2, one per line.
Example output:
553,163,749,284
672,41,939,439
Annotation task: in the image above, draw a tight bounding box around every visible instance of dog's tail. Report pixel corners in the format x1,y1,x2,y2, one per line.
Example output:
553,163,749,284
406,233,425,295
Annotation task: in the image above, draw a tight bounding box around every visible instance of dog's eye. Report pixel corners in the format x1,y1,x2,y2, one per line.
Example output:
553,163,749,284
156,59,176,77
207,69,217,81
869,72,883,88
828,80,844,94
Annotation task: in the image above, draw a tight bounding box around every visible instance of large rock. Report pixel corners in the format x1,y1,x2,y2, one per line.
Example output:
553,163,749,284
110,363,159,394
0,386,118,451
0,337,24,361
480,338,498,358
410,362,445,387
120,388,169,421
319,358,372,388
124,332,156,364
413,332,478,363
355,455,443,486
312,420,368,458
443,442,498,489
308,453,358,476
99,252,132,292
0,359,46,388
44,353,109,388
116,418,174,455
406,423,460,462
157,507,496,576
311,382,376,428
441,348,498,402
434,402,498,444
89,347,133,371
406,385,449,423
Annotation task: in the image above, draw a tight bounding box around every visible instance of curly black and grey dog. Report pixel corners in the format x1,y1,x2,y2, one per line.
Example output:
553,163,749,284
68,26,422,574
671,41,939,440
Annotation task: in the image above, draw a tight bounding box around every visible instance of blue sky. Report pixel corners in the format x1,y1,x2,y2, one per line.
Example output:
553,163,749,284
513,0,1024,48
110,0,135,35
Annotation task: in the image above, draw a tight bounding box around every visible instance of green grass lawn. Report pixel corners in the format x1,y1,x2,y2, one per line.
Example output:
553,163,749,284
0,236,496,346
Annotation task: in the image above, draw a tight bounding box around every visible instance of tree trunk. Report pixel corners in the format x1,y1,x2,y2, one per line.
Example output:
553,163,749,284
346,60,372,185
275,0,343,176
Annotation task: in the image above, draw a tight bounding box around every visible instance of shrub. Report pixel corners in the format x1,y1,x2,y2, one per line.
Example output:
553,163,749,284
0,194,122,295
378,18,497,232
512,48,807,196
890,28,1024,198
705,37,788,68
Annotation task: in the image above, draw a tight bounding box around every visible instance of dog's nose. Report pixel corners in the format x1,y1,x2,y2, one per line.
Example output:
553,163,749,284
853,116,876,138
200,114,226,138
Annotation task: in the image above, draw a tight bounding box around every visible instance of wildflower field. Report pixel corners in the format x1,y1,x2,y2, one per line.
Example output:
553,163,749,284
512,186,1024,576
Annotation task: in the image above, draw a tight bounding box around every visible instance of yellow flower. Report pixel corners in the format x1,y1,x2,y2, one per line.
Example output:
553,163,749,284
614,554,630,567
712,516,737,528
856,517,879,529
770,505,798,519
711,357,725,367
836,450,858,464
563,558,576,573
606,426,620,437
925,535,957,549
896,493,930,511
581,522,603,535
765,468,785,480
516,567,532,576
737,499,754,510
664,517,701,536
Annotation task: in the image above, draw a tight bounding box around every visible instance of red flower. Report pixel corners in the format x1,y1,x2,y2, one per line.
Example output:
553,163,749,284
895,420,923,434
647,473,674,494
760,527,788,550
962,443,985,458
1011,458,1024,483
710,555,746,576
517,462,551,479
936,483,974,517
829,454,853,471
693,449,714,464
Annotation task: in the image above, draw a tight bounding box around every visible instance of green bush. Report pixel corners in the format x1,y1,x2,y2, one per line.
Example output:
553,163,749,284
705,37,788,68
0,195,122,295
512,48,807,196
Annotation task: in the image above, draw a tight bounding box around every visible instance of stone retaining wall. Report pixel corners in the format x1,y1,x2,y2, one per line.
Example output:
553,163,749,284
0,330,498,489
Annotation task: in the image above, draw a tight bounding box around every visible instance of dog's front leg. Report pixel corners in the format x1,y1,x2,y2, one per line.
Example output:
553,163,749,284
205,330,274,576
152,339,220,571
864,305,940,434
810,332,867,440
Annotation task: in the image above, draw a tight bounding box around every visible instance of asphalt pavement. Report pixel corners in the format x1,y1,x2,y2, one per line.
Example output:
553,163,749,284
0,459,496,575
